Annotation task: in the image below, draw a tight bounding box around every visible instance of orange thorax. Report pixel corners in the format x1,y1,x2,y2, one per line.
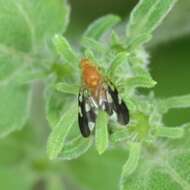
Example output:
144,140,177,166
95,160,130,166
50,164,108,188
80,58,103,95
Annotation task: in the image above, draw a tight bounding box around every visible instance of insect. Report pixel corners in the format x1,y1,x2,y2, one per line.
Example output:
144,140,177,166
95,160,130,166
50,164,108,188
78,58,129,137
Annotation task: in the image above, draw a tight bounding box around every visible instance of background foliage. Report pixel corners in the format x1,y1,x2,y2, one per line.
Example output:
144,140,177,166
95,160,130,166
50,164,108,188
0,0,190,190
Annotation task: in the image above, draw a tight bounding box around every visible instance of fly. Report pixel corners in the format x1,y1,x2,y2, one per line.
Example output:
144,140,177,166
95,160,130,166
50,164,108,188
78,58,129,137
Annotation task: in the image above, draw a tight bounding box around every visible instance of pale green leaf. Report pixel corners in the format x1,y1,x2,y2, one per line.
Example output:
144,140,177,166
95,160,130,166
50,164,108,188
127,34,152,51
59,136,93,160
111,31,122,46
30,0,70,43
110,128,135,144
0,0,70,137
0,84,31,138
0,0,70,51
45,81,76,129
154,126,184,139
53,35,78,64
95,111,109,155
159,94,190,113
120,142,141,190
47,103,77,160
124,76,157,91
108,52,129,77
0,0,70,81
131,64,152,78
83,14,121,40
55,82,79,95
81,37,105,52
149,1,190,47
122,96,137,113
0,52,25,81
126,0,177,46
121,126,190,190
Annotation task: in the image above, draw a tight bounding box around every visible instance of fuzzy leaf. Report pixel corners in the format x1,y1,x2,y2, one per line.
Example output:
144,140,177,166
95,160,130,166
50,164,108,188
124,76,157,90
108,52,129,77
154,126,184,139
0,0,70,137
0,0,70,51
95,111,109,155
53,35,78,64
81,37,105,53
149,1,190,46
0,84,31,138
120,142,141,190
47,103,77,160
127,34,152,51
45,81,76,129
83,14,121,40
59,136,93,160
126,0,177,47
111,128,134,144
121,125,190,190
55,82,79,95
160,94,190,113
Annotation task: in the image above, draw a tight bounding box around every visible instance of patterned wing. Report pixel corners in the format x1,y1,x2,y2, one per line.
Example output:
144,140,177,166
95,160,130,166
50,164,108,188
107,85,129,125
78,90,97,137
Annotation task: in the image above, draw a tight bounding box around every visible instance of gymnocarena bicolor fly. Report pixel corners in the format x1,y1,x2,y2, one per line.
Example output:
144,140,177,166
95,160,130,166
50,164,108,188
78,58,129,137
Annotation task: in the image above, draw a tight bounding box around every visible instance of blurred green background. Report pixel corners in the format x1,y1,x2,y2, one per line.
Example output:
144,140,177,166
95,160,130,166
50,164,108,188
0,0,190,190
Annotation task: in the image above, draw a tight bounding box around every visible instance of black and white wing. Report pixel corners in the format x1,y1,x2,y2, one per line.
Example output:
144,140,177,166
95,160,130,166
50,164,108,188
107,85,129,125
78,90,97,137
78,84,129,137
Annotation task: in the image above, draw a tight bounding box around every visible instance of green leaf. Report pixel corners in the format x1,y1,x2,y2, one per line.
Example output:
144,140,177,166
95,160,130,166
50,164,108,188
131,64,152,78
47,103,77,160
122,96,137,113
126,34,152,51
0,0,69,81
0,0,70,83
120,142,141,190
153,126,184,139
126,0,177,46
0,84,31,138
121,126,190,190
110,128,135,144
55,82,79,95
59,136,93,160
119,125,190,190
83,14,121,40
81,37,105,53
45,80,77,129
124,76,157,91
0,0,70,51
30,0,70,43
0,0,70,81
159,94,190,113
53,35,78,64
0,0,70,137
95,111,109,155
0,53,25,81
149,1,190,47
108,52,129,77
